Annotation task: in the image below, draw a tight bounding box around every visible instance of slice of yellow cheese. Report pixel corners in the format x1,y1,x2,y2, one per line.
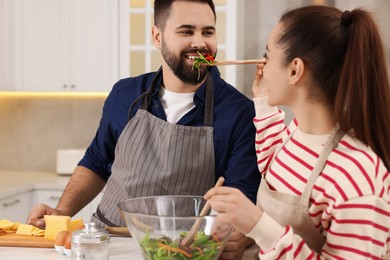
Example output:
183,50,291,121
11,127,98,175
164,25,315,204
11,221,21,231
31,227,45,237
71,218,84,231
16,224,37,235
44,215,71,240
0,219,15,230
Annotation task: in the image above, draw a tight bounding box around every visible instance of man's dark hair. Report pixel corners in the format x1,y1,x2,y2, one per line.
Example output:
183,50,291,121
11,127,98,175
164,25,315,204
154,0,216,30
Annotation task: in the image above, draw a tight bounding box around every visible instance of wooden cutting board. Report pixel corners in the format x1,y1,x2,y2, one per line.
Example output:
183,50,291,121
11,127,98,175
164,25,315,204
0,231,54,248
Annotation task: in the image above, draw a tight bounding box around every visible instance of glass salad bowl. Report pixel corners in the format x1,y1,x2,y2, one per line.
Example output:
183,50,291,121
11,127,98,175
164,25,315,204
118,195,234,260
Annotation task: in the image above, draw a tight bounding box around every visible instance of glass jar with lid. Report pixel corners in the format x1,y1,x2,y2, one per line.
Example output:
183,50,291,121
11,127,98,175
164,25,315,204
71,222,110,260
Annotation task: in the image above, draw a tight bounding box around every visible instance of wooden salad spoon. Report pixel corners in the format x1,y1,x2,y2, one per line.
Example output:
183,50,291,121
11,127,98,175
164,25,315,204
181,176,225,247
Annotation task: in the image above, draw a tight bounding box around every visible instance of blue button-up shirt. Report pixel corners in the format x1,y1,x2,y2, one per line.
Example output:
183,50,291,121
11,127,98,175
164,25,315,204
79,67,260,203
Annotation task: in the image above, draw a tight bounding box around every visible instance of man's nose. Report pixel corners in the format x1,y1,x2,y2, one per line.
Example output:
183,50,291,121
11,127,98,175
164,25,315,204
190,34,206,49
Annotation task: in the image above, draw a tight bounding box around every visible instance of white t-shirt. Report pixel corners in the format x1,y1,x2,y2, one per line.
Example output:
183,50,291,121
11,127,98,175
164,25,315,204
158,87,195,124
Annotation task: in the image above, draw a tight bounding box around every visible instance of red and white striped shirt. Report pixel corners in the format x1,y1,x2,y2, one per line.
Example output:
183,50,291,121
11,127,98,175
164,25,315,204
247,97,390,259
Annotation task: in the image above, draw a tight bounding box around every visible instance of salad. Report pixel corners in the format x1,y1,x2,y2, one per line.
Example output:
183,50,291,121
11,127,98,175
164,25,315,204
192,52,216,80
140,231,221,260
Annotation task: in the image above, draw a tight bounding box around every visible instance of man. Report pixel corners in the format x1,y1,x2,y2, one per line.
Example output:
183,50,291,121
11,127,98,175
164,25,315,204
27,0,260,258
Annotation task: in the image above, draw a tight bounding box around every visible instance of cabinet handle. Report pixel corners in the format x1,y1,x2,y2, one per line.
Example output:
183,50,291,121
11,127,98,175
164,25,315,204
63,84,68,88
49,196,61,200
2,199,21,207
71,84,75,88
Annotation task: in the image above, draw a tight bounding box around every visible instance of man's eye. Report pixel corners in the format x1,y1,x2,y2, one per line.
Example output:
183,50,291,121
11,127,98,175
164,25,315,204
203,31,214,37
178,31,192,35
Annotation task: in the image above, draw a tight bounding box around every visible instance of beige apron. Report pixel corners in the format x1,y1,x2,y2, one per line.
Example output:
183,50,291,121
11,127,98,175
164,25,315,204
92,69,216,227
257,126,344,254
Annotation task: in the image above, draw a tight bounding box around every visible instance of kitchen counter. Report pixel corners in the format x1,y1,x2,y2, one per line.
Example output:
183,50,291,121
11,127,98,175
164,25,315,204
1,236,261,259
0,171,262,259
0,171,69,199
1,236,143,259
2,172,389,259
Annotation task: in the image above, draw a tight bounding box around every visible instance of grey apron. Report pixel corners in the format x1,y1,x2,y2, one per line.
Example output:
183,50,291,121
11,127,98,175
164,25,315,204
257,126,344,253
92,68,216,227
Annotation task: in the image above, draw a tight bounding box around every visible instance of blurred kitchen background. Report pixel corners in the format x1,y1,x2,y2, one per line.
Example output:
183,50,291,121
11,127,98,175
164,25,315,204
0,0,389,173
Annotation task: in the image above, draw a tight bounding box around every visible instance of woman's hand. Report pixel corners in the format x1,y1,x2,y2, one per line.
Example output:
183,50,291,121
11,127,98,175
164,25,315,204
252,62,268,98
204,187,262,234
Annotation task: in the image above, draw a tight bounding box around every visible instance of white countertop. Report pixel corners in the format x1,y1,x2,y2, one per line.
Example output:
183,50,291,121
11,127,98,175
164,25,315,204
1,236,143,260
0,171,70,199
0,172,143,259
0,171,262,259
2,171,388,260
1,236,261,260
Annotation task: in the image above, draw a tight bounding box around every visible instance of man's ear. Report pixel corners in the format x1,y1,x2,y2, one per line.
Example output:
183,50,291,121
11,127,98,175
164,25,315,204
289,57,304,85
152,26,162,49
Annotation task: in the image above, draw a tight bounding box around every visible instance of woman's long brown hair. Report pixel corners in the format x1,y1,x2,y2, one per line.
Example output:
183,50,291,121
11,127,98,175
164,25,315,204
278,6,390,170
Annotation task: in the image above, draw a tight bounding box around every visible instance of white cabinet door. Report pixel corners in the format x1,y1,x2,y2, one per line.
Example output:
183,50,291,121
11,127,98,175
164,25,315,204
69,0,118,92
0,0,18,90
20,0,118,92
0,191,32,223
21,0,68,91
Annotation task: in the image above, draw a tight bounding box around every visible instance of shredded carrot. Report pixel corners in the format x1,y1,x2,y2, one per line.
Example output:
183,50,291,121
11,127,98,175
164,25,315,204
212,233,221,244
193,246,204,256
158,243,192,258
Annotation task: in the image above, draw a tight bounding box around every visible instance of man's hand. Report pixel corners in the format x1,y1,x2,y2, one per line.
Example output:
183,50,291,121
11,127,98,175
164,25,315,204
26,203,62,228
26,167,105,228
219,229,253,260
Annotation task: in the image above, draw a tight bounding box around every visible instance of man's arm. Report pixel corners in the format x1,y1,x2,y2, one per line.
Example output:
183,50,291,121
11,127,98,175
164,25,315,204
27,166,105,227
56,166,105,216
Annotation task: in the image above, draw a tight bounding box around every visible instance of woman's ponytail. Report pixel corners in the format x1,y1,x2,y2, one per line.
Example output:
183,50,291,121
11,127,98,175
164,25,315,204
335,9,390,170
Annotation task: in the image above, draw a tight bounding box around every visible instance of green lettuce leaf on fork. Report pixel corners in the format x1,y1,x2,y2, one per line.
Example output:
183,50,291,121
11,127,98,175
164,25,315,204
192,51,216,80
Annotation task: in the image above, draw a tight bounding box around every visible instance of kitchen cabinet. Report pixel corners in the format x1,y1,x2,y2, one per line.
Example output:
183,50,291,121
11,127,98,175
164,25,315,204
4,0,244,91
34,189,103,222
0,0,19,90
0,191,33,223
0,171,104,224
18,0,119,92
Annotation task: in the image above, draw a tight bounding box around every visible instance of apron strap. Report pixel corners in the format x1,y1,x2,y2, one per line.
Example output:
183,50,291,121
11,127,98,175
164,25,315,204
127,67,163,121
302,126,344,200
203,72,214,127
263,125,345,205
95,205,119,227
127,68,214,126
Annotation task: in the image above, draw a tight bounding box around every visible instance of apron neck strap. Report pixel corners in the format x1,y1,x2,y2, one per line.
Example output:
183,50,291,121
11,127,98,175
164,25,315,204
263,125,345,204
127,67,162,121
203,72,214,127
128,68,214,127
302,126,344,199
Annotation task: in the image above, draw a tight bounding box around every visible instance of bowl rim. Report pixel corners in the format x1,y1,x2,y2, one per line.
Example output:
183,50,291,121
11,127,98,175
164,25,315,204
117,195,216,218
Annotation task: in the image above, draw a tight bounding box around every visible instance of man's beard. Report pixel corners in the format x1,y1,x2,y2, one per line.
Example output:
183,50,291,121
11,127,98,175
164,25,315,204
161,37,210,85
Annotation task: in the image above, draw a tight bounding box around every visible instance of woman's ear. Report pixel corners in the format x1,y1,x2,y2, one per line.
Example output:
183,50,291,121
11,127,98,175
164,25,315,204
289,58,304,85
152,26,162,49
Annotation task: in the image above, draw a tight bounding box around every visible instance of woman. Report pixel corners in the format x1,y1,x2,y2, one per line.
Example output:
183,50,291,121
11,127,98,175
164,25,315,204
205,5,390,259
